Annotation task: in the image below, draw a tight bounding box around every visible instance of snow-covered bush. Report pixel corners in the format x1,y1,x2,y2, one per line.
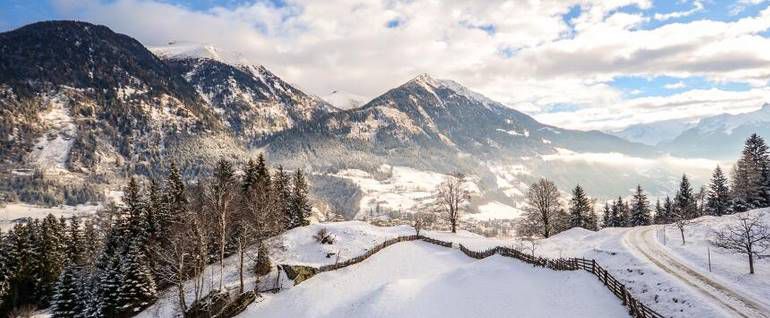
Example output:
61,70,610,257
313,228,335,244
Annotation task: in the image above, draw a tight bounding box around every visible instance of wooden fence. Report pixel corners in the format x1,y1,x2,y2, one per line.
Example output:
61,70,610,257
287,235,665,318
457,244,665,318
317,235,420,272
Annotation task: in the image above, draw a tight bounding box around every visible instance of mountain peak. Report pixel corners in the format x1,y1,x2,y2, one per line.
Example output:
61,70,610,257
150,41,251,66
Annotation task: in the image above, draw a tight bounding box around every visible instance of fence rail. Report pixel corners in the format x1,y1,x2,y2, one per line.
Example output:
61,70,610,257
289,234,665,318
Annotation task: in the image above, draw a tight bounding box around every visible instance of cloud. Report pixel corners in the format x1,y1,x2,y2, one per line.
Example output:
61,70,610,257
654,1,704,21
664,81,686,89
46,0,770,131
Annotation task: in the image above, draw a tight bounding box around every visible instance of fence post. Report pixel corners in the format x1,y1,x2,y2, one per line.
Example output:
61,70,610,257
591,259,596,275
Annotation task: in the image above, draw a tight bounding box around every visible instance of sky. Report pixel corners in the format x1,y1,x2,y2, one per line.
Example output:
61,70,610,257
2,0,770,131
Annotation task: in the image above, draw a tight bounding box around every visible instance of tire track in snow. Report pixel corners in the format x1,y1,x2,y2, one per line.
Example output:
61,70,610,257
624,226,770,318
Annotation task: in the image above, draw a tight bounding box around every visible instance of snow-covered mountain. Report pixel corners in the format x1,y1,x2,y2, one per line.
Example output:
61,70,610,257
153,43,337,143
1,21,711,218
610,119,696,146
654,104,770,159
0,21,226,179
322,90,368,110
608,104,770,159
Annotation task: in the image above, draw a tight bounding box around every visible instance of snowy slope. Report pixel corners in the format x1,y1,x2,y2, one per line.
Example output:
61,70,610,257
240,241,629,318
321,90,368,110
0,203,100,231
611,119,696,146
149,41,249,66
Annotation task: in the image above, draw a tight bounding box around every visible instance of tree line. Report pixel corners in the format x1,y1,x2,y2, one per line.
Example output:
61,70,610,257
0,154,312,317
519,133,770,240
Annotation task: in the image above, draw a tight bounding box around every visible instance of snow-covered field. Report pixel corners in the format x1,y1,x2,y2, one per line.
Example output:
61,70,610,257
332,165,480,218
0,203,100,231
465,201,524,221
240,241,628,318
138,212,770,318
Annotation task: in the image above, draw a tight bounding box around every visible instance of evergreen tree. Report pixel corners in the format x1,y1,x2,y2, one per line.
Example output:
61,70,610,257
732,134,770,210
241,159,258,194
601,202,611,228
289,169,312,228
568,185,592,229
629,185,652,226
97,252,122,317
253,240,271,277
65,216,84,266
164,162,187,228
706,165,732,216
274,166,293,230
145,179,162,240
609,197,624,227
35,214,67,306
117,239,157,315
674,174,698,220
653,199,664,224
586,208,599,231
51,265,83,318
663,196,674,223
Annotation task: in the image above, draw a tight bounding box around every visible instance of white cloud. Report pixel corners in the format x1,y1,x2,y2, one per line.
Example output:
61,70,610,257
664,81,686,89
49,0,770,131
654,1,704,21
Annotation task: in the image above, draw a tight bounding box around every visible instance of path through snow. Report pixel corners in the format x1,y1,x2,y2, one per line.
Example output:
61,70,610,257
624,226,770,318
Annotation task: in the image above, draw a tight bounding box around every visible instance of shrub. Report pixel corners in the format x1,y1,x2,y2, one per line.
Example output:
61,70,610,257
313,228,335,244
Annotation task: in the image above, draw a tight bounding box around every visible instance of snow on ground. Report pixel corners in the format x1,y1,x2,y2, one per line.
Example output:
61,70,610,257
269,221,415,267
30,93,77,172
656,211,770,314
333,165,479,218
140,212,770,318
465,201,524,221
240,241,629,318
0,203,100,231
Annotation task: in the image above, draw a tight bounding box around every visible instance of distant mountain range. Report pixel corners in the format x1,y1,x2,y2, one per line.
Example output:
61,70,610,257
610,105,770,159
0,21,721,217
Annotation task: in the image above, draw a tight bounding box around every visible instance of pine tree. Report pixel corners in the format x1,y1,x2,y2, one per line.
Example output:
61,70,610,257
51,265,83,318
654,199,664,224
732,134,770,210
629,185,651,226
586,208,599,231
609,197,624,227
568,185,592,229
65,216,85,266
274,166,293,230
674,174,698,220
35,214,67,307
97,251,122,317
241,159,258,194
289,169,312,228
164,162,187,228
706,165,732,216
117,239,157,315
663,196,674,223
601,202,611,228
145,179,162,241
254,240,271,277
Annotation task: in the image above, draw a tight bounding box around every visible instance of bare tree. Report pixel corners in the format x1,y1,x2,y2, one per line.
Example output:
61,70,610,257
672,210,695,245
522,178,562,238
153,224,195,313
413,212,435,236
435,172,471,233
712,212,770,274
205,159,236,291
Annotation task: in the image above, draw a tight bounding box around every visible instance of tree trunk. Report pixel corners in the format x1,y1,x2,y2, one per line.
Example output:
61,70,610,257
220,214,226,291
238,240,245,293
177,282,187,313
748,253,755,274
680,228,685,245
